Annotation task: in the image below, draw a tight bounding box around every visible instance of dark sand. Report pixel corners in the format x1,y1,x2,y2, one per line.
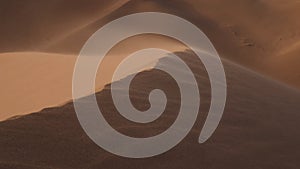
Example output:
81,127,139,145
0,1,300,168
1,51,299,168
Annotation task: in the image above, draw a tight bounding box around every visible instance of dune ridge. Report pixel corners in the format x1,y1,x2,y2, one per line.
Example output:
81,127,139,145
0,1,300,168
0,50,299,168
1,0,300,88
0,34,189,121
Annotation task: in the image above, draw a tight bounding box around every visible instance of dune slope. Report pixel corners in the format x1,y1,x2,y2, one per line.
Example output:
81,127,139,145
0,52,76,120
0,35,188,121
0,51,299,169
1,0,299,87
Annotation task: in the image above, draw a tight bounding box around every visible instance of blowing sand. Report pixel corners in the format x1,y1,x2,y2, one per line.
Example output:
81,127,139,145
0,51,299,168
0,35,187,121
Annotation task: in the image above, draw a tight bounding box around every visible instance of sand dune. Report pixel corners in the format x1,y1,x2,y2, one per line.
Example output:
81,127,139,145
0,1,300,168
0,52,76,120
0,0,127,53
0,51,299,168
0,35,187,121
1,0,299,88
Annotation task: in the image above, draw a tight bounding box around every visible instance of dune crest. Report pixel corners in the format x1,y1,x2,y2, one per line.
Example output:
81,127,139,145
1,50,299,168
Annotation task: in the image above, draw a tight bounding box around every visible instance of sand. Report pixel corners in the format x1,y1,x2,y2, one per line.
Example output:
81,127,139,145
0,35,187,121
1,0,300,86
0,51,299,168
0,0,300,168
0,52,76,120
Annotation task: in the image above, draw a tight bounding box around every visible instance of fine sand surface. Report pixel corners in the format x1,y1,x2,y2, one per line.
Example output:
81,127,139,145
0,35,187,121
1,0,300,88
0,51,299,169
0,52,76,120
1,0,300,120
0,0,300,168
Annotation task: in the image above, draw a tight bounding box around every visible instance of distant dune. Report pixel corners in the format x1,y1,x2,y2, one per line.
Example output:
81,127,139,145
1,0,300,88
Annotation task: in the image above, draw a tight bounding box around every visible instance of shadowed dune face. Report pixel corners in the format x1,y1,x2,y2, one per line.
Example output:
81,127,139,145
0,51,299,169
0,0,129,52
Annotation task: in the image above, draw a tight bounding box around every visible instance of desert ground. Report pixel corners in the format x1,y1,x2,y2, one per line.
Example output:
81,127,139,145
0,0,299,168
